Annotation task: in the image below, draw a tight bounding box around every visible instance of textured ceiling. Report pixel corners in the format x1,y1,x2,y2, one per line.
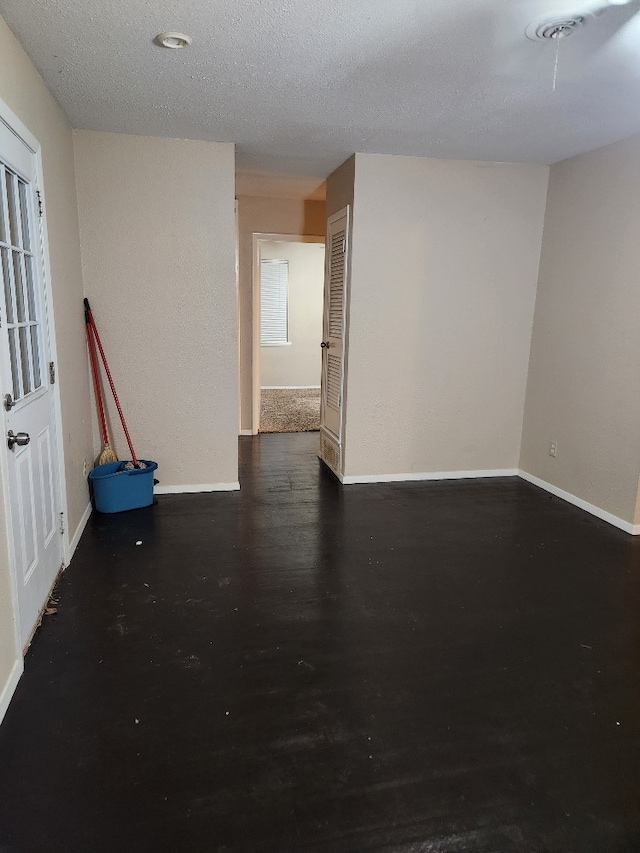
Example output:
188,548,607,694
2,0,640,182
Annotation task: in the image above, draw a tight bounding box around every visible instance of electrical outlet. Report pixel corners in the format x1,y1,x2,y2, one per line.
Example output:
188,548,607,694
83,458,88,477
549,441,558,458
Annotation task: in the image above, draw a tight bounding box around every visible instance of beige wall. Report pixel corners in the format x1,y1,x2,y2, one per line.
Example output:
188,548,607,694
338,153,549,478
520,135,640,525
326,156,355,221
74,131,238,488
0,17,93,715
237,196,325,431
259,240,325,388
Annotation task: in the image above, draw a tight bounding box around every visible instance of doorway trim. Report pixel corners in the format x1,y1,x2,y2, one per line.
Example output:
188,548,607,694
251,233,324,435
0,96,69,656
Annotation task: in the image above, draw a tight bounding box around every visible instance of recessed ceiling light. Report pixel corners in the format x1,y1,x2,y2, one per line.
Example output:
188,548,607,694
155,32,192,49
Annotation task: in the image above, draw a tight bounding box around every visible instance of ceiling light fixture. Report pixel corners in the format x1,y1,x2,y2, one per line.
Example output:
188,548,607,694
155,32,192,49
525,14,593,41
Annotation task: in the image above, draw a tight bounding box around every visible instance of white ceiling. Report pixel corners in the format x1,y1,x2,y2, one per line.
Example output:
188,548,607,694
2,0,640,183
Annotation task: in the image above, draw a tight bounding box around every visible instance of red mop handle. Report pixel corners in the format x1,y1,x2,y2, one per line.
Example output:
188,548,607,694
84,299,139,467
85,312,109,446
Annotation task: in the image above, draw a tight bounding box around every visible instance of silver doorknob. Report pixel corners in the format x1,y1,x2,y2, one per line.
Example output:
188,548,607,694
7,430,30,450
320,341,330,348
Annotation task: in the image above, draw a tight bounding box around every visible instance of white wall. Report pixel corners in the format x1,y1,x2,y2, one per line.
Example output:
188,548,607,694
330,153,549,479
74,131,238,490
520,134,640,526
0,15,93,720
259,240,325,388
237,196,326,431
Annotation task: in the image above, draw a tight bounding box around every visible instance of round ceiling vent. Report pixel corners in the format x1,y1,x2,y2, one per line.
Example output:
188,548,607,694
525,13,594,41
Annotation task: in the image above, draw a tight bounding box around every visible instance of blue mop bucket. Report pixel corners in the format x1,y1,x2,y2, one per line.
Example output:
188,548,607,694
89,460,158,513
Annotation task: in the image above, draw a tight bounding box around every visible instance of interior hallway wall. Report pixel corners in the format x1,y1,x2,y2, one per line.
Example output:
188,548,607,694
328,153,549,479
74,131,238,489
259,240,325,388
520,134,640,527
0,15,93,718
237,196,325,432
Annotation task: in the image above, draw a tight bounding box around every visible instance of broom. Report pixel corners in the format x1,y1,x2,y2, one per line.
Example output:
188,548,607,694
85,304,118,464
84,298,142,468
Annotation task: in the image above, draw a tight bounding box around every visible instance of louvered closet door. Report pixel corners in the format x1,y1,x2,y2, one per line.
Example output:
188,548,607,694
320,207,349,443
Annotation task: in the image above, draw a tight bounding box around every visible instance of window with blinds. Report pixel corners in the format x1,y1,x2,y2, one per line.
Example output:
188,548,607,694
260,259,289,346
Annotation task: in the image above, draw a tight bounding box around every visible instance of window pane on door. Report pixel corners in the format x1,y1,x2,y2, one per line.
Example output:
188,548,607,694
0,169,7,245
1,162,44,400
13,250,26,322
8,327,20,399
30,325,41,389
5,170,18,246
18,326,32,394
24,255,36,320
18,180,31,252
1,247,14,324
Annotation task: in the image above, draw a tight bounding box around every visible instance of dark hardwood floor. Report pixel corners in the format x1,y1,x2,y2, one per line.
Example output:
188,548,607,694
1,432,640,852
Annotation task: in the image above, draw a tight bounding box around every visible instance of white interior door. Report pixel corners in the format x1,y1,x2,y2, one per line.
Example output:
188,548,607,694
0,120,62,648
320,207,349,455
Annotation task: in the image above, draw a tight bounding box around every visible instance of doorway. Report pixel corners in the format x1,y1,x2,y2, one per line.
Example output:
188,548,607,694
0,104,66,649
252,234,325,434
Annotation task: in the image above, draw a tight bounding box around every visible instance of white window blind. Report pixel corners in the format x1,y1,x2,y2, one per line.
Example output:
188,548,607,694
260,259,289,345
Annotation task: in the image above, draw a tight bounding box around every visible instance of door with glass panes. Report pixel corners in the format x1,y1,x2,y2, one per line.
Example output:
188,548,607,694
0,118,62,648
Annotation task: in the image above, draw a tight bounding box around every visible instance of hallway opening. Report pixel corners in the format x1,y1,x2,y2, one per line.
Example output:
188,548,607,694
252,234,325,434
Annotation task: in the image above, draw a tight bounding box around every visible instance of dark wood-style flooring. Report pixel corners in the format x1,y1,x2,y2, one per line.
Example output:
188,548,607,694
1,432,639,852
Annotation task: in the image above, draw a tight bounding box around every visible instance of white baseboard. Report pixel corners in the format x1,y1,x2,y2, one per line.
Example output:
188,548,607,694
341,468,519,485
518,470,640,535
239,430,254,436
65,501,92,566
0,658,23,727
261,385,320,390
154,482,240,494
336,466,638,535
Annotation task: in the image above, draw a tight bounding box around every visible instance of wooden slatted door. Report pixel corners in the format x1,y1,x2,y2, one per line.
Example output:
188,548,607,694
320,207,349,473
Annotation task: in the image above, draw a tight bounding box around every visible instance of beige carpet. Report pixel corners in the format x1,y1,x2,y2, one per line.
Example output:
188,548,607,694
260,388,320,433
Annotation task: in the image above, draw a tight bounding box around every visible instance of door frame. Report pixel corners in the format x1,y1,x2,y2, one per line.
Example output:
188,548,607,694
251,232,325,435
0,96,69,649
